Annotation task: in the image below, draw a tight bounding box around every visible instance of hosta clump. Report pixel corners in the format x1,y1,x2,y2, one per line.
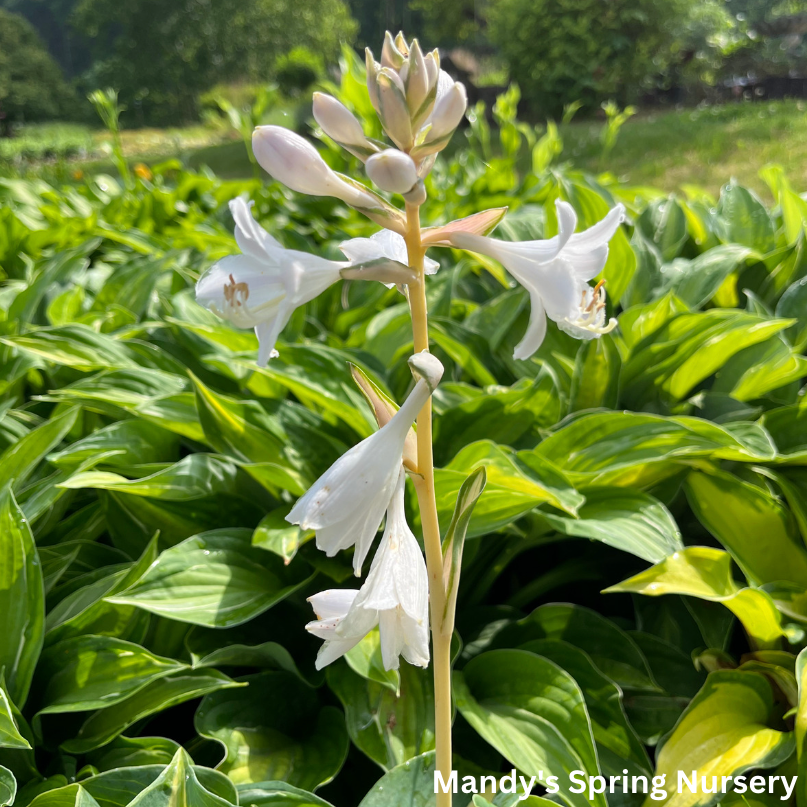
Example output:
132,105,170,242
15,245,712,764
4,28,807,807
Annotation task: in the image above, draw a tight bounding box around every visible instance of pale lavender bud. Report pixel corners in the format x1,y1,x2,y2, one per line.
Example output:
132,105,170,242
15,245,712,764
428,81,467,141
253,125,377,208
406,40,430,117
377,70,413,150
312,93,377,160
365,149,418,194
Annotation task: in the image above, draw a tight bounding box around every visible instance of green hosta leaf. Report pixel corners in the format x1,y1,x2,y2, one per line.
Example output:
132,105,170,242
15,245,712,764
48,420,179,470
434,441,582,537
622,310,793,407
795,648,807,806
442,467,486,624
685,468,807,587
244,346,375,437
62,669,241,753
649,671,794,807
107,529,313,628
454,649,606,807
190,374,291,467
569,334,620,412
715,181,776,253
0,407,79,492
46,535,159,643
345,630,399,693
327,661,434,771
237,782,335,807
539,486,682,563
33,636,188,716
487,604,657,691
126,748,234,807
434,373,562,465
0,325,137,370
59,455,239,500
357,751,472,807
0,487,45,706
637,196,688,262
606,547,785,650
76,764,238,807
517,639,651,776
27,784,101,807
0,677,29,750
87,736,180,772
195,672,348,789
659,245,756,309
0,765,14,807
252,509,312,565
535,411,775,488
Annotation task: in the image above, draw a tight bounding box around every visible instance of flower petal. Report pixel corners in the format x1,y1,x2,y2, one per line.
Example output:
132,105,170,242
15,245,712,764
513,290,548,361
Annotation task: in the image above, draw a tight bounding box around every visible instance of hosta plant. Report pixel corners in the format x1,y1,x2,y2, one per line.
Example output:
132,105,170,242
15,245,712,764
2,29,807,807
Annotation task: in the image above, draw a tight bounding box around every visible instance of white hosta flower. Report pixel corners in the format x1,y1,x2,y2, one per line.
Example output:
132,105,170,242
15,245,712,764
195,197,344,364
252,126,379,209
305,471,430,671
451,200,625,360
365,149,418,194
287,352,443,575
340,229,439,288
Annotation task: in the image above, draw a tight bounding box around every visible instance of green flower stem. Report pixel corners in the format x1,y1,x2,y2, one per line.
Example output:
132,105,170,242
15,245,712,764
405,201,453,807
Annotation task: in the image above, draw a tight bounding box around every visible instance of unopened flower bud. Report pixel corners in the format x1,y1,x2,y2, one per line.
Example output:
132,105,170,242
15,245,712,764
366,149,418,194
424,50,439,91
406,40,431,119
409,350,444,392
377,70,413,150
365,49,381,113
428,82,467,141
312,93,377,161
382,30,405,70
253,125,378,209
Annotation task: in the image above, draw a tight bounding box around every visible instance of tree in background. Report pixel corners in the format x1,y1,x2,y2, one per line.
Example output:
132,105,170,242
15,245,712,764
71,0,357,125
0,9,70,134
487,0,715,114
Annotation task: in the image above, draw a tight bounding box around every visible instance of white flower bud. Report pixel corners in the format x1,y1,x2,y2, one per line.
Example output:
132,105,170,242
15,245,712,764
424,50,439,91
377,70,413,150
406,40,431,117
409,350,444,392
427,81,467,142
366,149,418,194
365,49,381,113
312,93,377,161
382,30,405,70
252,125,378,209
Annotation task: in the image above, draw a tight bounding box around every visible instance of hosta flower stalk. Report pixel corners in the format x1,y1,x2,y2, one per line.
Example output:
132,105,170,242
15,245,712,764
198,31,629,807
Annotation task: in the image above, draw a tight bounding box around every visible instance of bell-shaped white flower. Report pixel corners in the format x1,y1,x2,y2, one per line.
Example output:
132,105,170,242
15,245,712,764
287,352,443,574
195,197,344,364
305,471,430,671
340,229,439,288
450,200,625,360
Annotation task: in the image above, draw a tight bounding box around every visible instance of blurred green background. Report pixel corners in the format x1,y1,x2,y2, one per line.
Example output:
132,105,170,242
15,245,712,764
3,0,807,193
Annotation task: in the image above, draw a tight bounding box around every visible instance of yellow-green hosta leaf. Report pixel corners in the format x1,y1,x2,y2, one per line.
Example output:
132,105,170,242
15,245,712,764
126,748,233,807
645,670,794,807
454,649,606,807
605,547,785,649
685,468,807,587
795,648,807,807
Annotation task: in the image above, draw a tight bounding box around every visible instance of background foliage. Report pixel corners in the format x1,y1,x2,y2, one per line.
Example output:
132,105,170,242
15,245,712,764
2,53,807,807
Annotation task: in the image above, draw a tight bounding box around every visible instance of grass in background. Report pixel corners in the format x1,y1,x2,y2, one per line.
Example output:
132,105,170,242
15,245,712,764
564,99,807,197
